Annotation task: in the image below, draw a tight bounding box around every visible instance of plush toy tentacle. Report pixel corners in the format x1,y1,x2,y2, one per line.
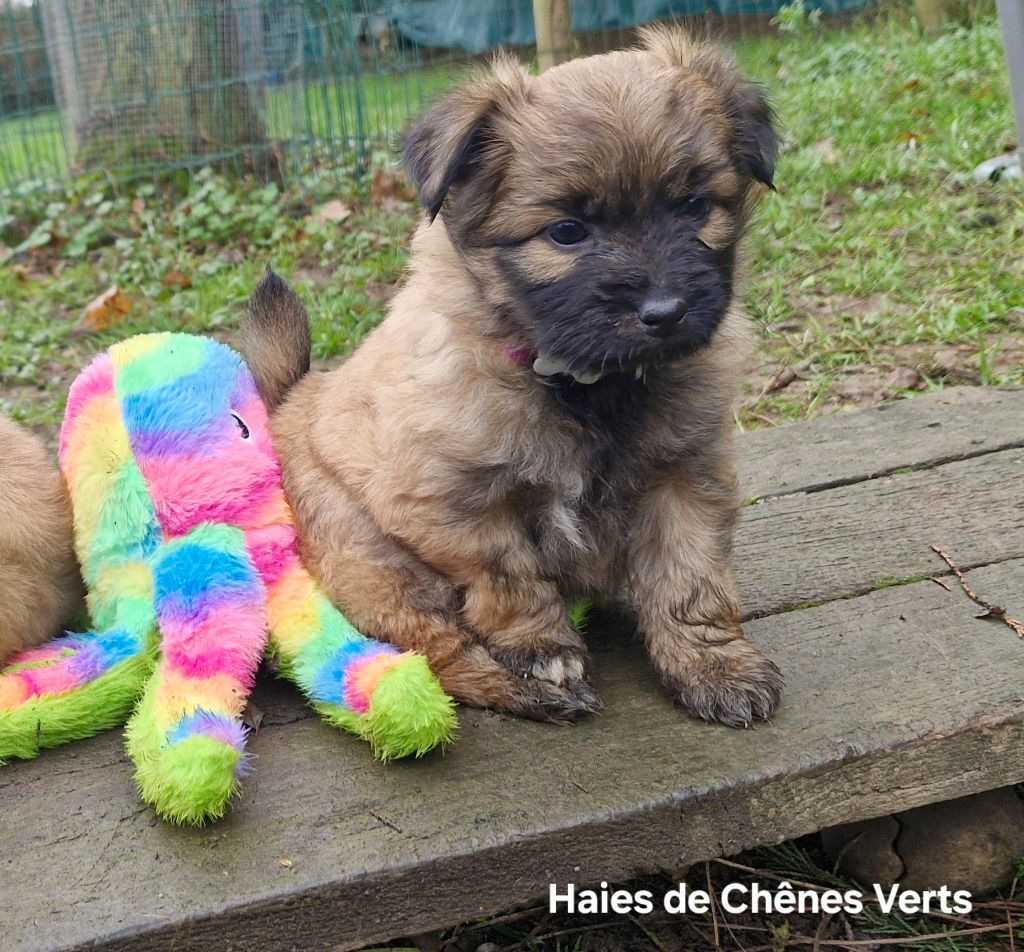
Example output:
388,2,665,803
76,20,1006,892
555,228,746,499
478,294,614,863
0,587,157,763
0,347,166,765
250,523,456,760
125,524,268,825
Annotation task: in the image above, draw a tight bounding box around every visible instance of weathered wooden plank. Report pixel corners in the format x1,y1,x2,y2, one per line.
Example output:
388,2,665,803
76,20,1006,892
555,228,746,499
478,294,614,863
4,559,1024,952
738,387,1024,500
736,445,1024,618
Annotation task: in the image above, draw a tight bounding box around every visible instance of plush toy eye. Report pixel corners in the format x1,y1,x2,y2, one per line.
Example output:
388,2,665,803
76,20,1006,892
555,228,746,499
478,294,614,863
548,220,590,246
231,413,251,440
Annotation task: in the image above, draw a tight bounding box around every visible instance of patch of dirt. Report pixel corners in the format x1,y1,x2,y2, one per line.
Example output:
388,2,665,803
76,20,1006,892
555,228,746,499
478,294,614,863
291,264,335,288
787,291,895,322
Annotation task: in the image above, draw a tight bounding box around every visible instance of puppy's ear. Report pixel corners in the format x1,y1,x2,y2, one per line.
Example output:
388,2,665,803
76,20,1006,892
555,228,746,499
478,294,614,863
638,25,780,188
402,53,529,223
240,270,311,412
728,81,779,189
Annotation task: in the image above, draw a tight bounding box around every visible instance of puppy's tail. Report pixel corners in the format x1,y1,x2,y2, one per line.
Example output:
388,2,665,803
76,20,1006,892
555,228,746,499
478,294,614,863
240,270,311,412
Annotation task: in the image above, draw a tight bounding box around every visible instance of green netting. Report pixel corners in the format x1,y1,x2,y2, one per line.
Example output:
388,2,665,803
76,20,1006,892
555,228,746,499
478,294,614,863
0,0,873,190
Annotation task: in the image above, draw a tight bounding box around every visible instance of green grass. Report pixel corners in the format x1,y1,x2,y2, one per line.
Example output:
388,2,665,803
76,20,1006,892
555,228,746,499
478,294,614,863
0,6,1021,435
277,63,456,144
734,8,1024,425
0,165,416,427
0,110,68,184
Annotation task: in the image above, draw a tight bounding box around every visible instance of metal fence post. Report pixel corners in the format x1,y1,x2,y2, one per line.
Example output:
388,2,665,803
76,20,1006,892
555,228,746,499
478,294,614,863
996,0,1024,153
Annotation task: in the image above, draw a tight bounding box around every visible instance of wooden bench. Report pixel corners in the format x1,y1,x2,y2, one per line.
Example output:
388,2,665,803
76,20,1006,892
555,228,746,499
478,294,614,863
4,386,1024,952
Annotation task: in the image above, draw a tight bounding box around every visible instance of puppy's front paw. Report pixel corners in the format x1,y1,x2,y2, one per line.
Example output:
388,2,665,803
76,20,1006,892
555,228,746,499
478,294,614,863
667,638,783,728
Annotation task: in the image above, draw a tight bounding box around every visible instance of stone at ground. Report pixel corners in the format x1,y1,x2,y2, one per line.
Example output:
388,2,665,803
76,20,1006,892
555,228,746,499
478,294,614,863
820,815,903,886
822,787,1024,894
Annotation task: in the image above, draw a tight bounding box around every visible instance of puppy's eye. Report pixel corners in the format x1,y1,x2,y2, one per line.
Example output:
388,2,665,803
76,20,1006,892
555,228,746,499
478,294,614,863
231,413,251,440
684,195,711,219
547,220,590,246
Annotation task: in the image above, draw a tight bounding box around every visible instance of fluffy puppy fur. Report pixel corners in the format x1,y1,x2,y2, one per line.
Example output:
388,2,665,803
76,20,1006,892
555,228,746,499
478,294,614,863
245,28,784,725
0,416,83,663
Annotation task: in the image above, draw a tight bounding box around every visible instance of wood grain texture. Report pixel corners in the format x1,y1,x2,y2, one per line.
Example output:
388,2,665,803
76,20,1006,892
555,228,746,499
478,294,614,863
3,387,1024,950
738,386,1024,500
736,445,1024,617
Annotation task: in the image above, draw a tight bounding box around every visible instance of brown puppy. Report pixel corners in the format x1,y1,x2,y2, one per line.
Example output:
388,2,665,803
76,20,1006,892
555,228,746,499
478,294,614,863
0,416,83,663
244,28,784,725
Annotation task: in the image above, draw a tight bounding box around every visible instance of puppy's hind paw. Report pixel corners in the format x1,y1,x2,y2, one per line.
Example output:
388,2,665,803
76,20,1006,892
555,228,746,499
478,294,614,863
529,651,586,685
669,641,783,729
512,674,602,724
491,641,589,687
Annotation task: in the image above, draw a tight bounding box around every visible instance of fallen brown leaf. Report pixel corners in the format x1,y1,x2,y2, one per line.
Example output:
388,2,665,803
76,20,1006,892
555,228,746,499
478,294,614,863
370,167,416,206
81,285,132,332
765,366,798,394
311,199,352,225
162,270,192,290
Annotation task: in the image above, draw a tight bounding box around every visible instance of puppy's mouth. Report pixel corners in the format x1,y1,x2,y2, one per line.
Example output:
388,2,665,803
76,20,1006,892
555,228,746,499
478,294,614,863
530,352,648,386
517,293,727,386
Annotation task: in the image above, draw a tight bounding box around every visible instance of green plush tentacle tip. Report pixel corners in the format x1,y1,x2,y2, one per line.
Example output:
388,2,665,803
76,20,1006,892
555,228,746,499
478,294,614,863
569,597,593,631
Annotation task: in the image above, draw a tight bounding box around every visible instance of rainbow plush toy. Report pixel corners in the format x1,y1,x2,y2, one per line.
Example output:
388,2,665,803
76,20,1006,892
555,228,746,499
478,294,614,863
0,333,455,824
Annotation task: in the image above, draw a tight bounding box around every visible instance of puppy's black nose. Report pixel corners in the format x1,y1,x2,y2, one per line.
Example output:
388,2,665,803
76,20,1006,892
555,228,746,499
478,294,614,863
638,295,687,337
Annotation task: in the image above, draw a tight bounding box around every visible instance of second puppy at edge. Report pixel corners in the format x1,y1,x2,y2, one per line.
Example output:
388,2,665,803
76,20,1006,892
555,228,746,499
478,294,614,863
243,27,784,726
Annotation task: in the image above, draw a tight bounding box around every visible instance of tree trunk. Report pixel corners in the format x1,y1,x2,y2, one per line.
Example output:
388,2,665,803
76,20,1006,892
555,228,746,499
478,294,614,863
533,0,573,72
40,0,274,178
913,0,954,34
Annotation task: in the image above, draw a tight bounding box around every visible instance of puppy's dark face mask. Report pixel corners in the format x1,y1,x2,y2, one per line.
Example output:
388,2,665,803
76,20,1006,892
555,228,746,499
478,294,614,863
496,183,741,380
402,28,779,383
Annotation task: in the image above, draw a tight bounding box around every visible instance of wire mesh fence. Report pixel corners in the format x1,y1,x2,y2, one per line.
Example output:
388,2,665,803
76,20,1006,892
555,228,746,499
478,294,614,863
0,0,879,192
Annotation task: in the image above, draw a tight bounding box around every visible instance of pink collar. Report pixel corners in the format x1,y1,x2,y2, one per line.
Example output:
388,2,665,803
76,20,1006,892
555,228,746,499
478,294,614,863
503,345,534,367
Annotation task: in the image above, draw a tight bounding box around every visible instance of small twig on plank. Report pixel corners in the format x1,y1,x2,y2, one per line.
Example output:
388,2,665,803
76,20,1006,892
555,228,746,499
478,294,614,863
368,809,403,833
928,576,951,592
930,544,1024,639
